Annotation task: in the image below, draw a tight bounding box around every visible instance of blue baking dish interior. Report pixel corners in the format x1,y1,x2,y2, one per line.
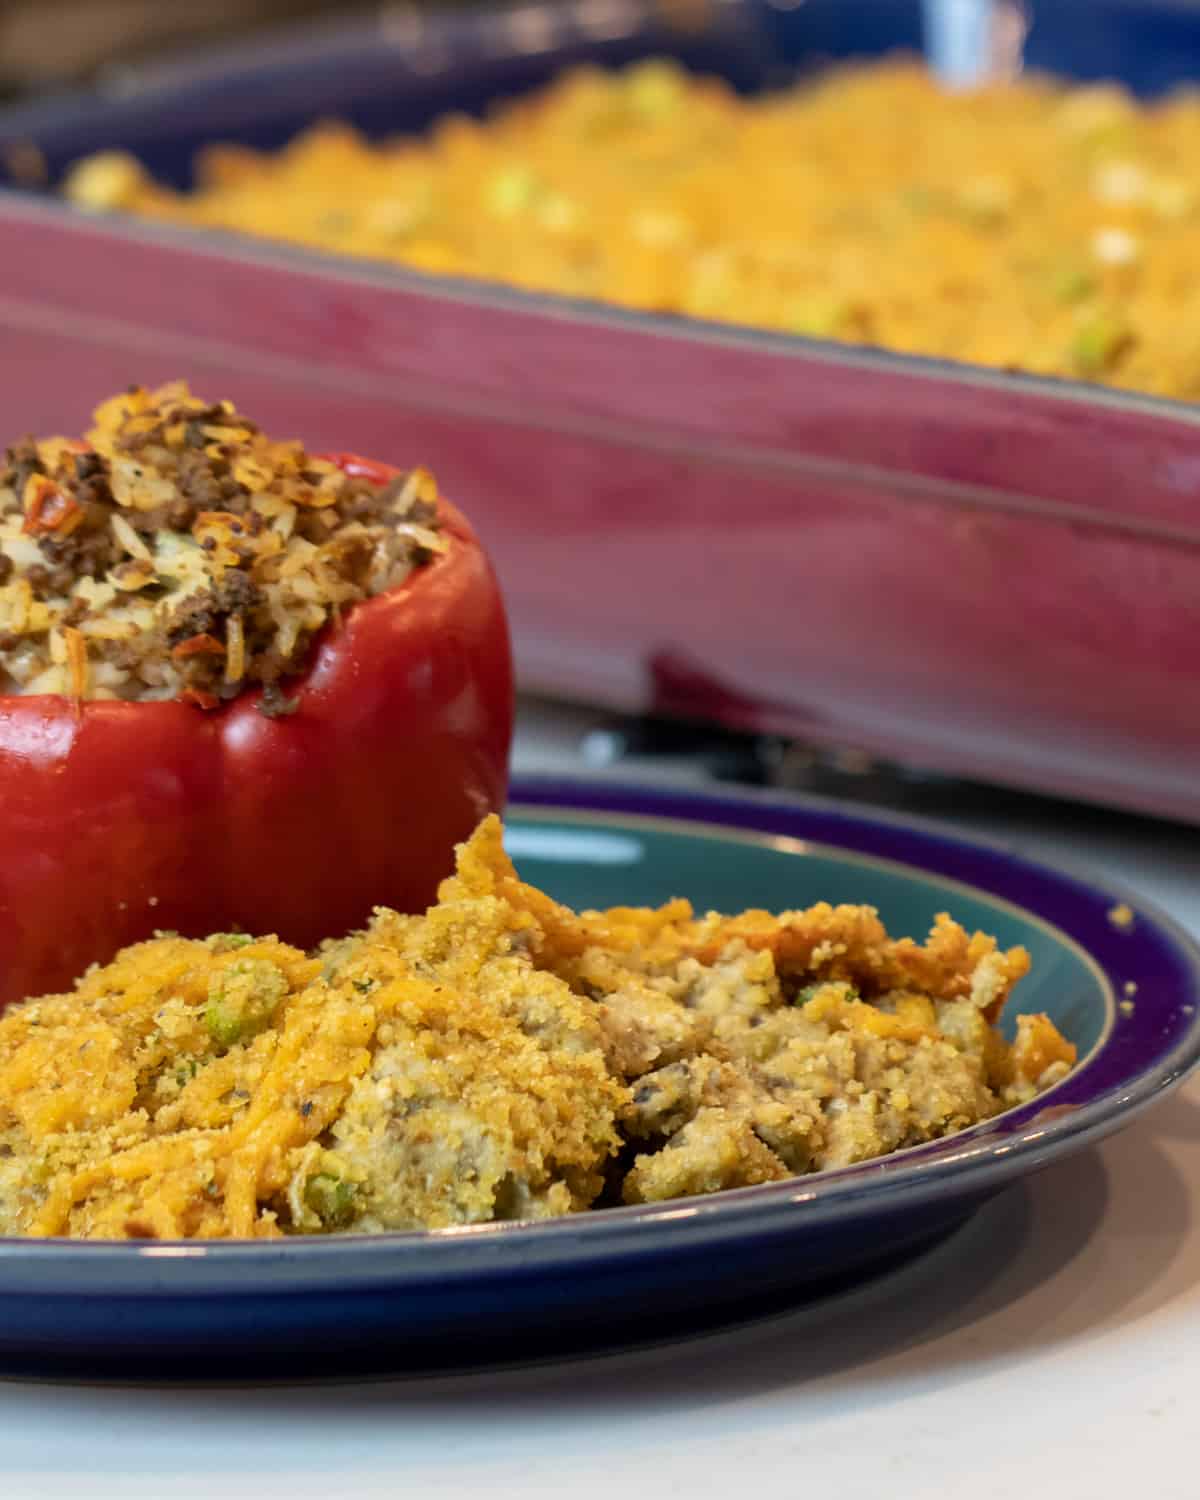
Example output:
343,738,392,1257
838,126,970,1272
2,0,1200,192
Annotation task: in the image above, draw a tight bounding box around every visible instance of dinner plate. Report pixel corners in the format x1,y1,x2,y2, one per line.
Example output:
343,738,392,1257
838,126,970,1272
2,776,1197,1383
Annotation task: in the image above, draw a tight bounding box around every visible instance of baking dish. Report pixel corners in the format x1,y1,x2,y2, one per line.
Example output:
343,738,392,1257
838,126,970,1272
2,0,1200,822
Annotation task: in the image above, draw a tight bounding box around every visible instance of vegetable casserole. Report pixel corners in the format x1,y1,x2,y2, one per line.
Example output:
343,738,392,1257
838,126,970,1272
0,816,1076,1240
65,59,1200,400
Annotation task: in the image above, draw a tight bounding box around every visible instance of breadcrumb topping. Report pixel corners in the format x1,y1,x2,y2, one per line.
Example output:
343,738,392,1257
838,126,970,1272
0,816,1076,1239
62,59,1200,399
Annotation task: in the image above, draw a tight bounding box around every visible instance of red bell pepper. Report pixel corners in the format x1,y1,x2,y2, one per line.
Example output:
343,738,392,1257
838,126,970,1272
0,453,513,1009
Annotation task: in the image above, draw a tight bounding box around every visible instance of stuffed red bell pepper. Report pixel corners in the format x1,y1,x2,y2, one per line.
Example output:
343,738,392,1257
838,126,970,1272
0,382,513,1009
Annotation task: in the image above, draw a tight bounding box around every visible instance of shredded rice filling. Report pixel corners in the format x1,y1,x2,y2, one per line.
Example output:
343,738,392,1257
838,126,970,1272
0,382,445,708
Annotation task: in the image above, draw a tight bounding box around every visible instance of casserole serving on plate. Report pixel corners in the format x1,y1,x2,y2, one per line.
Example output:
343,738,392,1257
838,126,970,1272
2,778,1198,1380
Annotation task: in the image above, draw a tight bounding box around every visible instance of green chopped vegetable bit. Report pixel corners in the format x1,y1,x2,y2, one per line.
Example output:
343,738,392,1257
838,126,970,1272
204,958,288,1049
206,932,254,953
304,1172,359,1230
174,1058,201,1086
486,164,539,218
352,977,377,995
794,981,860,1007
785,297,850,339
1052,266,1097,305
625,60,685,119
1070,312,1131,376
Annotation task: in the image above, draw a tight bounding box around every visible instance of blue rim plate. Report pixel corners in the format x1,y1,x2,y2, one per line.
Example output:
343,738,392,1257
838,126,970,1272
2,775,1197,1383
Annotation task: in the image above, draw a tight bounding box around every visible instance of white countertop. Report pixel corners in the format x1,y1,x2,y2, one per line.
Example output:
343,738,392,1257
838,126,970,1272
6,699,1200,1500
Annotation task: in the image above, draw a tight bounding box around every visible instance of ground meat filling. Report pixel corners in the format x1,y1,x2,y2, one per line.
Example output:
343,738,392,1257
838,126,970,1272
0,381,445,707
